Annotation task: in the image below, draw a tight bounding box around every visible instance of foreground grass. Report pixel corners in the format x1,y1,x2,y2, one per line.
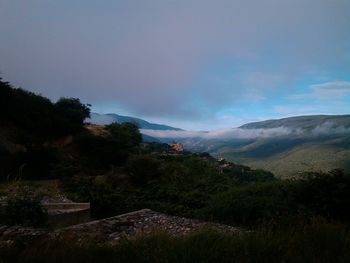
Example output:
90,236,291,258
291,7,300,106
0,180,62,199
1,218,350,263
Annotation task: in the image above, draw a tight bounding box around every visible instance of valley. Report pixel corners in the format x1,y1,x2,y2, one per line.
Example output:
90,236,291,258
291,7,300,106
92,113,350,177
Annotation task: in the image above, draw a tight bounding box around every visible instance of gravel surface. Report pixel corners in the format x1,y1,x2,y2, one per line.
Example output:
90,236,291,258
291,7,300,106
0,209,242,246
59,209,242,244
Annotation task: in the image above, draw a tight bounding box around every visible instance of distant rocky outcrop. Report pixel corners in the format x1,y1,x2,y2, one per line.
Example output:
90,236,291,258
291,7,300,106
170,143,184,152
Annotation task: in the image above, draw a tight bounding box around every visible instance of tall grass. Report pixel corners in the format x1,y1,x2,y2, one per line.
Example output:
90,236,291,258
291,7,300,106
1,218,350,263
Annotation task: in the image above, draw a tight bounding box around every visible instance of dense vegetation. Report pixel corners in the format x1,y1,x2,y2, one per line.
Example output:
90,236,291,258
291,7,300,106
0,189,47,227
1,79,350,262
63,156,350,226
0,78,90,141
0,78,91,180
2,219,350,263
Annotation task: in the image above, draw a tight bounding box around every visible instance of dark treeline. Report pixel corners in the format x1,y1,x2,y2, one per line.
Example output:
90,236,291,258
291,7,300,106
0,78,90,142
0,79,90,180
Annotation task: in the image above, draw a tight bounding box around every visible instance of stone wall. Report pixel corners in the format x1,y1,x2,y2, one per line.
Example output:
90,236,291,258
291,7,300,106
0,202,91,229
43,203,91,229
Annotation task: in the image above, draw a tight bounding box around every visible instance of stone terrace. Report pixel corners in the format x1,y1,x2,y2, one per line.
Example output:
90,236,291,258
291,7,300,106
58,209,242,244
0,209,242,246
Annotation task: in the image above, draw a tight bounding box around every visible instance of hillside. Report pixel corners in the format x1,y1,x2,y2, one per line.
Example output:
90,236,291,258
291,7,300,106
88,113,182,131
240,115,350,130
144,115,350,177
218,115,350,177
214,136,350,178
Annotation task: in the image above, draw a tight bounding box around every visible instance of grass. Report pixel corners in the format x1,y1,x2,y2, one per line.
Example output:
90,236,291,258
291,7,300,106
1,218,350,263
0,179,63,199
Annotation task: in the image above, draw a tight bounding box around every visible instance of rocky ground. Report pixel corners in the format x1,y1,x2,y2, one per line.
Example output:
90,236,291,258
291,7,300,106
0,225,47,248
0,209,242,246
58,209,242,244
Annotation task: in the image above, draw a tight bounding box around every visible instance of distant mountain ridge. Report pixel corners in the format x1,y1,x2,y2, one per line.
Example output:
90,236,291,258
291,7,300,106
88,113,350,178
88,113,183,131
240,115,350,130
217,115,350,177
140,114,350,177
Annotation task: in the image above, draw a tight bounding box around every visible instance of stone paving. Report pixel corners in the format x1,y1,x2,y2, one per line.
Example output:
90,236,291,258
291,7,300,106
0,209,242,245
59,209,242,244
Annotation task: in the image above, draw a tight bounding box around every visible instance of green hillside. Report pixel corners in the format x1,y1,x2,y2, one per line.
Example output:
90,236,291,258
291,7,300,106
222,139,350,178
205,116,350,177
240,115,350,130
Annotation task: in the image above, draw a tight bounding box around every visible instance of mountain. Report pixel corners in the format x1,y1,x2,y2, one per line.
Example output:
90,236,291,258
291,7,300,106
145,115,350,178
215,115,350,177
240,115,350,130
87,113,350,177
142,134,161,143
87,113,182,131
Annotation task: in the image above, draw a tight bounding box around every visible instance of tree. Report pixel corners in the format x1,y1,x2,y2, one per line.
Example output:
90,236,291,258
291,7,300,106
54,97,91,134
106,122,142,149
126,155,162,184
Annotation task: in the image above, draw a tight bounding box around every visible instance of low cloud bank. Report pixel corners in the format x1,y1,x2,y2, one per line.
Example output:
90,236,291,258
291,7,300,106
141,127,302,140
141,121,350,141
312,121,350,136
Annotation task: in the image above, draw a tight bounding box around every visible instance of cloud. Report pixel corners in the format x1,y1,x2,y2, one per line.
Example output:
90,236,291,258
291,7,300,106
142,120,350,141
289,81,350,100
0,0,349,123
312,81,350,91
311,121,350,136
141,126,303,140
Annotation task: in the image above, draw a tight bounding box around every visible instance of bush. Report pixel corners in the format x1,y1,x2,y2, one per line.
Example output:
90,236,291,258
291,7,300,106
73,123,142,172
225,166,276,183
202,170,350,226
1,190,47,227
202,181,294,225
60,175,93,203
106,122,142,149
74,133,129,169
126,155,162,185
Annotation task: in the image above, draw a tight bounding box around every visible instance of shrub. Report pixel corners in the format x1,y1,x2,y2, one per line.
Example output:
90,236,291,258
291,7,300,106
106,122,142,149
1,190,47,227
202,170,350,225
74,133,129,169
202,181,294,225
126,155,162,185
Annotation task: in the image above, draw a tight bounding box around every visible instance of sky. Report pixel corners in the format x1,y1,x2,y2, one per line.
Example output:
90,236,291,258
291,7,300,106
0,0,350,130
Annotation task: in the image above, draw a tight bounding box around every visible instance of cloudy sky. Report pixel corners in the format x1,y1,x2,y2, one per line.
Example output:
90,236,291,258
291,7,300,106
1,0,350,130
